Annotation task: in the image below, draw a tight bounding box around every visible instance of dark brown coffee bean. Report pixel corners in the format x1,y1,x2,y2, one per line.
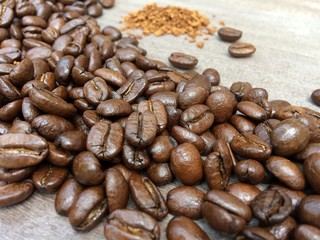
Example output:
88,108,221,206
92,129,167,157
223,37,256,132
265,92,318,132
94,68,126,88
47,142,74,167
31,114,75,141
55,130,87,152
104,209,160,240
271,118,310,156
87,121,123,161
218,27,242,42
148,135,177,163
230,114,256,134
125,111,157,148
0,180,34,207
54,55,75,86
99,0,115,8
0,133,48,169
69,186,107,231
229,42,256,57
96,99,133,118
251,189,293,225
0,4,14,28
0,75,21,101
0,166,35,183
180,104,214,134
298,195,320,229
146,162,172,186
204,151,232,190
82,110,102,128
295,143,320,161
0,99,22,122
167,186,205,219
122,140,150,170
202,68,220,86
266,156,305,191
32,163,68,193
311,89,320,106
102,25,122,40
231,132,272,161
304,153,320,194
55,178,84,216
168,52,198,69
202,190,252,234
206,89,237,123
171,125,205,152
129,173,168,220
254,119,280,146
167,216,210,240
237,101,268,121
9,58,34,86
242,227,276,240
117,75,148,103
72,151,104,186
0,47,21,61
235,159,265,184
170,143,203,185
82,77,109,106
226,183,260,205
294,224,320,240
105,168,129,213
269,216,297,240
212,122,239,143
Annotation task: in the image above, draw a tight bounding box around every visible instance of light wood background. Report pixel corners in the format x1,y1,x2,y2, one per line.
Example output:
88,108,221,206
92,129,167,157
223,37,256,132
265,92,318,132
1,0,320,239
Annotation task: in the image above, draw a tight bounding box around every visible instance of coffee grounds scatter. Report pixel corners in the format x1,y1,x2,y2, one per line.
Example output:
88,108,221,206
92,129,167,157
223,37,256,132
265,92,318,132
120,3,217,47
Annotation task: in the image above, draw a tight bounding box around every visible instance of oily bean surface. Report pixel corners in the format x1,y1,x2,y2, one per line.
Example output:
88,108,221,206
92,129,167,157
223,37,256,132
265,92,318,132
228,42,256,57
218,27,242,42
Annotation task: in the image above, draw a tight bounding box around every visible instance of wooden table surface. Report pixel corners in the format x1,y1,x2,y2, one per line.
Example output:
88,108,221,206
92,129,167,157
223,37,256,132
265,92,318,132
1,0,320,239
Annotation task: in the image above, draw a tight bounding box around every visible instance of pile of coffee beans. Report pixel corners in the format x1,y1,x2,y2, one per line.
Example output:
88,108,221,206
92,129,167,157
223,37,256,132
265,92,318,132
1,1,320,239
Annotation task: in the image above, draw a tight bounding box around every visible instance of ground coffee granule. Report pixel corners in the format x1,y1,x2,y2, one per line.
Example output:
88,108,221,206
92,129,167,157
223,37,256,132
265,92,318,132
120,3,216,47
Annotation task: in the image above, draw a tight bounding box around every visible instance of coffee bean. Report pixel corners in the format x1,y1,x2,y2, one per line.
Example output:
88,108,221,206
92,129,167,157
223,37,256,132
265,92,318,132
99,0,115,8
146,162,173,186
68,186,108,231
242,227,276,240
202,190,252,234
0,180,34,207
0,133,48,169
170,143,203,185
202,68,220,86
218,27,242,42
304,153,320,193
55,178,84,216
251,189,293,225
129,173,168,220
96,99,133,118
235,159,265,184
83,77,110,106
311,89,320,106
229,42,256,57
0,166,35,183
298,195,320,229
148,135,178,163
230,114,256,133
212,122,240,143
225,182,260,205
294,224,320,240
167,216,210,240
167,186,205,219
269,216,297,240
104,209,160,240
168,52,198,69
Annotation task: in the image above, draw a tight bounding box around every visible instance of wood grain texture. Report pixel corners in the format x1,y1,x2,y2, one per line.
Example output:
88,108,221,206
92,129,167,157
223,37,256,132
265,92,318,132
1,0,320,239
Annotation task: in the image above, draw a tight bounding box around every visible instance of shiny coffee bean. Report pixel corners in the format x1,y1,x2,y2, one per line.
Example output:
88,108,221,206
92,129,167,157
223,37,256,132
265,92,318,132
148,135,178,163
168,52,198,69
0,180,34,207
269,216,297,240
146,162,173,186
294,224,320,240
242,227,276,240
225,183,260,205
311,89,320,106
122,141,150,170
0,166,35,183
228,42,256,58
298,195,320,229
303,153,320,194
218,27,242,42
96,99,133,118
54,130,87,152
171,125,205,152
235,159,265,184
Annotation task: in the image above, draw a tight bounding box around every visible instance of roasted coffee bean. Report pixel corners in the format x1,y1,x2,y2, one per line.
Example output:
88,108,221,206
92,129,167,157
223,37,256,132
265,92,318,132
102,25,122,40
177,87,208,110
298,195,320,229
236,101,268,121
167,186,205,219
200,131,216,155
304,153,320,193
72,151,104,186
82,110,102,128
0,180,34,207
96,99,133,117
9,58,34,86
171,125,205,152
0,4,14,28
8,119,32,134
168,52,198,69
31,114,75,141
170,143,203,185
254,119,280,146
311,89,320,106
47,142,74,167
294,224,320,240
29,87,77,118
225,182,260,205
212,122,240,143
99,0,115,8
129,173,168,220
125,111,157,148
122,141,150,170
202,190,252,234
32,163,68,193
54,55,75,86
0,166,35,183
0,99,22,122
104,209,160,240
230,114,256,133
180,104,214,134
206,89,237,123
271,118,310,156
55,178,84,216
218,27,242,42
202,68,220,86
146,162,172,186
82,77,110,106
0,133,48,169
55,130,87,152
235,159,265,184
269,216,297,240
242,227,276,240
266,156,305,191
231,133,272,161
295,143,320,161
87,121,123,161
251,189,293,225
204,151,232,190
228,42,256,58
117,75,148,103
105,168,129,213
167,216,210,240
148,135,177,163
0,75,21,101
69,186,108,231
94,68,126,88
